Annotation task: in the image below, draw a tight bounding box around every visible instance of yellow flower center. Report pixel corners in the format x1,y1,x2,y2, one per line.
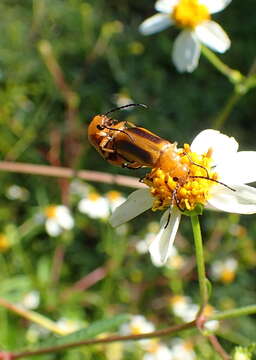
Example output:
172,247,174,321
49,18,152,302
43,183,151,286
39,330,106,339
88,192,101,201
220,269,235,284
0,234,10,252
45,205,57,218
173,0,210,29
143,144,217,212
106,190,122,201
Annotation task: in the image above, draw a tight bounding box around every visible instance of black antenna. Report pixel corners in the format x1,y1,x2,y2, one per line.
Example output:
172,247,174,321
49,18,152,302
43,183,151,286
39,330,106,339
104,103,148,116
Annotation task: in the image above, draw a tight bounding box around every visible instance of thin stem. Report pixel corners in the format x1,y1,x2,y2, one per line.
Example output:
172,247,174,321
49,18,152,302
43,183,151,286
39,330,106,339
191,215,208,309
212,91,242,130
10,321,196,359
0,161,144,189
210,304,256,321
0,298,67,336
201,46,243,84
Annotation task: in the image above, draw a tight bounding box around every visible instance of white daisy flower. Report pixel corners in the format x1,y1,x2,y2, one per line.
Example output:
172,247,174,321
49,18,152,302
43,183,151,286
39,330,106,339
56,318,83,334
143,340,173,360
202,304,219,332
139,0,231,72
171,338,196,360
210,257,238,284
6,184,29,201
21,290,40,310
120,315,155,347
44,205,74,237
169,295,198,322
78,192,110,219
105,190,126,212
110,129,256,266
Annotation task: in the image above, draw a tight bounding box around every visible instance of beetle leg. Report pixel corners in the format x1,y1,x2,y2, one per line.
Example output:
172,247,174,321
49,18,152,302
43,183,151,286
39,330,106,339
122,162,142,169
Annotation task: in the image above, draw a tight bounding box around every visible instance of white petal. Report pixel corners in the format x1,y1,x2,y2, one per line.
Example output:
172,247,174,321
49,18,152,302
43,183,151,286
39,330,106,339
56,206,74,230
149,208,181,266
190,129,238,165
155,0,178,13
139,14,172,36
172,30,201,73
207,184,256,214
199,0,232,14
215,151,256,185
195,20,230,53
45,219,62,237
109,189,154,227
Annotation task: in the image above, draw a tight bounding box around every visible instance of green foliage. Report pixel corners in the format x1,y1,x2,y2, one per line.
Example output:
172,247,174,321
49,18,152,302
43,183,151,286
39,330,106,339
0,0,256,359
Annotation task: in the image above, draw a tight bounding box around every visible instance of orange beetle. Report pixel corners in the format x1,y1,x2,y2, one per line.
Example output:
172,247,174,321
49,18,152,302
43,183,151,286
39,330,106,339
88,103,187,174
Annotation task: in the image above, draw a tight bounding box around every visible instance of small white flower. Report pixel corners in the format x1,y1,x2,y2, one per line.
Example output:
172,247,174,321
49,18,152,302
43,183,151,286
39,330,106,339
139,0,231,72
143,341,173,360
169,295,198,322
210,257,238,284
21,291,40,310
171,338,196,360
120,315,155,347
164,246,185,270
110,129,256,266
105,190,126,212
203,304,220,332
6,184,29,201
44,205,74,237
56,318,83,334
78,192,110,219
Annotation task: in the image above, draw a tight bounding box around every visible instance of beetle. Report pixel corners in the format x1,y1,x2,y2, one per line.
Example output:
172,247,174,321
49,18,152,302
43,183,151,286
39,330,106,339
88,103,185,173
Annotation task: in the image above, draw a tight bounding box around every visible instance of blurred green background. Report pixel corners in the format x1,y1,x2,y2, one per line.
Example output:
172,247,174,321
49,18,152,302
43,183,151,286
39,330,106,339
0,0,256,359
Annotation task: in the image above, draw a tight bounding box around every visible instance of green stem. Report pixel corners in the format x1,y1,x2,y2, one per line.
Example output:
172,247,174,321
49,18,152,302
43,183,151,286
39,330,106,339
191,215,208,308
201,46,243,84
210,304,256,321
212,91,242,130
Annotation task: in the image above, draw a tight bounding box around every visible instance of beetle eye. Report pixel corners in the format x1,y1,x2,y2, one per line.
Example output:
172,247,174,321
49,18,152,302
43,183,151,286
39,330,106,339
173,177,178,182
97,125,104,130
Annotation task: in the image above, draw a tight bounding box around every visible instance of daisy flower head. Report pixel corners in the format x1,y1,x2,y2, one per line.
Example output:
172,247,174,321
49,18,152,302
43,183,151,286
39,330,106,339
210,257,238,284
44,205,74,237
139,0,231,72
120,315,155,347
110,129,256,266
78,192,110,219
143,340,173,360
171,338,196,360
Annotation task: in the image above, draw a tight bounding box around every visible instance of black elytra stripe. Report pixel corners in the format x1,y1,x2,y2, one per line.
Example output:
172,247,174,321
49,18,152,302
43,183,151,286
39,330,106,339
127,127,163,144
116,139,153,164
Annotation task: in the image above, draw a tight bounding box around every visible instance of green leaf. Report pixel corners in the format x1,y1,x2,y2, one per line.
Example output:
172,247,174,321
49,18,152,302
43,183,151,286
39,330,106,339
38,314,130,349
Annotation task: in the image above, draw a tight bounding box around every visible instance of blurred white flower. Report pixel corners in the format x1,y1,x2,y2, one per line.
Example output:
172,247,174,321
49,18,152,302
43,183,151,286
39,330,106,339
203,304,219,332
169,295,198,322
44,205,74,237
105,190,126,212
21,290,40,310
164,246,185,270
143,340,173,360
171,338,196,360
210,257,238,284
26,323,49,343
120,315,155,347
56,318,83,334
78,192,109,219
139,0,231,72
114,92,134,108
6,184,29,201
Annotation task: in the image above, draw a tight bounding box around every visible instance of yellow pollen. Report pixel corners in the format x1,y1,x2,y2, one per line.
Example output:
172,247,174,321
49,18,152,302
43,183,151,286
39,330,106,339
142,144,217,212
45,205,57,218
88,192,101,201
173,0,210,29
220,269,235,284
106,190,122,201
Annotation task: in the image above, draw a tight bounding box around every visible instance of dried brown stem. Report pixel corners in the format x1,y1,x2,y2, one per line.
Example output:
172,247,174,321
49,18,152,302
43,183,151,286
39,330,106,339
0,161,145,189
10,320,196,359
